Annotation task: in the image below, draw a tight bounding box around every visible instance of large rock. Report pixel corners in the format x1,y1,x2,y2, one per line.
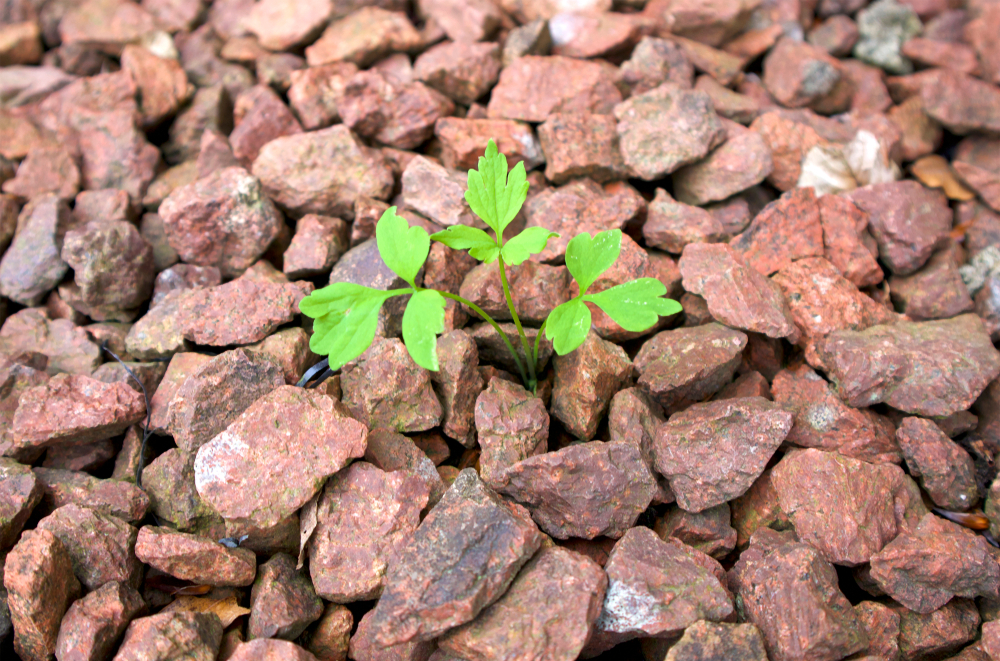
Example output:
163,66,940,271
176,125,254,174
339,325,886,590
175,279,310,347
248,553,323,641
364,469,542,646
54,581,145,661
339,72,454,151
550,331,631,440
134,526,257,587
0,458,42,548
499,441,657,540
816,314,1000,417
672,128,774,206
729,187,824,277
475,377,548,490
654,397,792,513
896,416,978,511
487,55,621,122
113,611,223,661
195,385,367,531
0,195,69,307
33,467,149,523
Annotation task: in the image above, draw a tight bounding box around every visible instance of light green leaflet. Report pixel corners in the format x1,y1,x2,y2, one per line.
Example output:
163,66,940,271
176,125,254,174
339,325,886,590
565,229,623,295
300,284,401,370
463,138,529,238
376,206,428,287
402,289,446,371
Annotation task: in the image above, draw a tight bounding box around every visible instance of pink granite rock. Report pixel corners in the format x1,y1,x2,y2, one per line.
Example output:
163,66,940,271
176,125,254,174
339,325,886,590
134,526,257,587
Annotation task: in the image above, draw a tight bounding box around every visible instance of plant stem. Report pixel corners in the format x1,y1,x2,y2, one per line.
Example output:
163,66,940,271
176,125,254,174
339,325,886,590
533,318,546,370
497,255,537,389
439,291,530,388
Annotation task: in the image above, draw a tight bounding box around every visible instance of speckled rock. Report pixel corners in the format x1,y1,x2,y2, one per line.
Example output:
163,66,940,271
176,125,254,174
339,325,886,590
243,0,331,51
341,337,443,433
672,128,773,206
414,41,500,106
730,187,825,277
889,249,975,321
608,387,673,503
749,111,828,192
430,330,483,447
817,314,1000,417
305,603,351,661
195,385,367,531
54,580,145,661
655,503,737,559
36,503,141,591
953,135,1000,214
762,37,851,113
305,7,421,68
771,365,901,464
33,467,149,524
4,529,81,661
537,112,628,185
0,195,70,307
487,55,621,122
587,527,733,654
438,546,607,661
134,526,257,587
643,189,726,254
364,427,446,508
729,529,867,661
664,620,769,661
729,469,792,549
614,84,725,180
680,243,795,339
433,117,544,172
475,378,548,491
550,332,631,441
308,462,429,603
619,36,694,96
0,458,42,548
283,215,348,279
921,70,1000,135
142,449,223,536
175,279,309,347
124,291,192,360
227,638,320,661
113,611,223,661
893,599,980,661
400,156,475,228
499,441,657,540
896,417,977,511
348,609,435,661
816,194,882,288
653,397,792,513
243,327,316,386
248,553,322,640
339,72,455,151
633,323,748,412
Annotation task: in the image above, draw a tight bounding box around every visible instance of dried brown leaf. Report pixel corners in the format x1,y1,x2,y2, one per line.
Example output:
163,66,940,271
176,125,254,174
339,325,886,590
163,592,250,628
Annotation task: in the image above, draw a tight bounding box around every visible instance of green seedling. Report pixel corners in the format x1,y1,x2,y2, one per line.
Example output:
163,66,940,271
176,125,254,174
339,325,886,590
299,140,682,392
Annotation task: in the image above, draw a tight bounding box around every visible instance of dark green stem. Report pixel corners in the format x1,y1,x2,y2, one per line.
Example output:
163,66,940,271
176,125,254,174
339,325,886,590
439,291,530,388
497,255,537,389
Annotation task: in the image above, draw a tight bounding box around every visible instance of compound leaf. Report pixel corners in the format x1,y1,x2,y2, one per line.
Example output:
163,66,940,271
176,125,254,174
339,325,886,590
463,139,529,239
583,278,682,332
500,227,559,265
402,289,446,371
430,225,500,263
544,298,592,356
299,283,401,370
565,229,622,295
376,206,428,287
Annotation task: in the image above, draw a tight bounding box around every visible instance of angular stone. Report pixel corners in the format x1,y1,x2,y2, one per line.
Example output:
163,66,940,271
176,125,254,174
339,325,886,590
844,180,951,276
120,44,192,128
287,62,358,131
339,72,454,151
175,279,308,347
871,513,1000,613
920,70,1000,135
897,417,977,511
487,55,621,122
890,248,975,321
893,599,980,661
475,378,548,490
414,41,500,106
468,322,553,375
142,448,224,538
0,310,101,377
672,129,773,206
730,187,824,277
366,469,542,645
644,189,726,254
772,364,901,464
729,469,792,550
654,397,792,513
459,261,568,326
655,503,737,559
614,84,725,181
283,215,348,279
54,580,145,661
589,527,733,652
664,620,769,661
227,638,320,661
0,195,69,307
135,526,256,586
608,387,672,503
113,611,223,661
430,330,483,446
248,552,322,640
253,125,393,219
0,458,41,550
772,449,903,566
762,37,851,113
619,36,693,96
4,528,81,661
363,427,445,508
433,117,543,172
550,332,631,441
230,85,303,168
729,530,867,661
695,74,762,125
400,156,474,228
548,10,651,59
817,314,1000,417
438,546,607,661
341,337,442,433
244,0,331,50
953,135,1000,214
977,274,1000,342
308,462,428,603
348,609,435,661
305,602,351,661
537,112,627,185
680,243,795,339
33,467,149,523
633,323,748,412
305,7,421,68
151,266,221,309
1,146,79,202
166,348,285,455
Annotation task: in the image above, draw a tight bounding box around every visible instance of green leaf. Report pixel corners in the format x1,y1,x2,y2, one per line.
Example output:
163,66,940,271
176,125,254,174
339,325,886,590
463,139,530,238
300,283,402,370
565,229,622,295
544,299,592,355
583,278,683,332
430,225,500,263
376,206,429,287
500,227,560,265
402,289,446,371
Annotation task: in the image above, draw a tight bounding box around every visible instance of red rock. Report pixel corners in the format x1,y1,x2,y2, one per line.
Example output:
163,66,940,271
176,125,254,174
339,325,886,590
339,72,455,151
643,188,725,254
500,16,551,66
772,449,903,566
165,85,234,165
897,417,977,511
874,513,1000,615
772,365,900,464
763,38,852,113
551,332,631,440
228,639,320,661
33,467,149,523
459,260,568,326
817,314,1000,417
430,330,483,447
680,243,795,339
0,309,100,380
655,503,737,559
305,602,351,661
587,527,733,653
243,0,330,50
487,55,622,122
695,74,761,124
654,397,792,513
439,545,606,661
0,195,69,307
326,238,412,332
672,126,772,207
614,84,725,181
57,0,161,55
537,113,627,185
348,608,435,661
0,458,42,548
608,388,670,499
364,427,445,508
282,215,348,279
730,187,824,277
953,135,1000,214
135,526,257,586
548,11,652,59
977,274,1000,342
433,117,543,172
36,503,141,591
45,438,116,472
253,125,393,219
637,323,746,411
468,322,553,375
808,15,859,56
142,449,223,535
247,553,322,640
1,145,79,202
413,41,500,106
525,179,645,262
175,279,308,347
967,3,1000,84
620,37,693,96
715,370,770,401
401,156,476,227
120,45,192,129
230,85,303,168
817,194,883,288
367,469,542,645
729,529,867,661
0,21,42,65
750,111,828,191
244,328,315,386
670,35,747,87
305,7,421,68
287,62,358,131
76,111,160,204
167,348,285,454
151,265,221,308
195,385,367,531
920,70,1000,135
54,580,145,661
728,469,792,549
146,353,209,434
889,249,974,320
307,462,428,602
664,620,769,661
475,377,548,490
893,599,980,661
113,611,223,661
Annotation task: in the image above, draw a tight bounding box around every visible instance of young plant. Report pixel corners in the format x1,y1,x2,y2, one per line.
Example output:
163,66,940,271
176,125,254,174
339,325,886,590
299,140,682,392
